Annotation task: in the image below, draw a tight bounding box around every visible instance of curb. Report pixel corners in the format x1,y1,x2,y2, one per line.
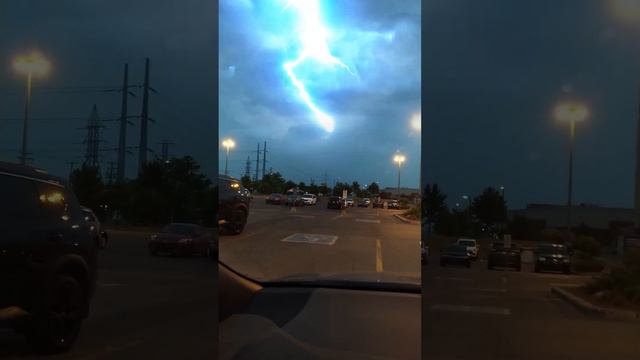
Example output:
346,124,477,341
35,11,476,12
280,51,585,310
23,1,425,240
551,286,640,321
393,214,420,225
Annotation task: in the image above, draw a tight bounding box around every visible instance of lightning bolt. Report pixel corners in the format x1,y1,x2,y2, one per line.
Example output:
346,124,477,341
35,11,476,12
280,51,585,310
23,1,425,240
282,0,357,133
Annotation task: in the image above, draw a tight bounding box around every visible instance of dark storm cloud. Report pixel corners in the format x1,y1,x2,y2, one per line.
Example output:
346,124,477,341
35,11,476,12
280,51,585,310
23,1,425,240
0,0,216,179
219,0,421,188
424,0,640,208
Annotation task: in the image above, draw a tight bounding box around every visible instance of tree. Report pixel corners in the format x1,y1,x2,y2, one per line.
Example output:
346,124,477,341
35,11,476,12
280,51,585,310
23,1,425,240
70,164,104,211
284,180,297,192
332,182,351,196
298,182,306,191
241,175,252,190
368,182,380,195
256,172,286,194
351,181,361,196
307,183,319,195
422,184,447,232
470,187,507,227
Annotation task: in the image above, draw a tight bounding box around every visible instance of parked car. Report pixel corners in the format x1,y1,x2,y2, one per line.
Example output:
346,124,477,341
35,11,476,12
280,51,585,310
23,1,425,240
218,174,250,235
301,193,317,205
372,200,384,208
455,238,479,259
266,193,285,205
345,197,355,207
285,194,305,206
487,242,521,271
357,198,370,207
387,199,400,209
81,206,108,249
148,223,212,256
327,196,346,209
534,243,571,274
421,240,428,265
440,244,471,268
0,161,98,353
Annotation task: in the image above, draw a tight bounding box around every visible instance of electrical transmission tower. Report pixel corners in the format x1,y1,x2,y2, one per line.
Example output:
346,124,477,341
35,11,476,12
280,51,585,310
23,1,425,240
138,58,157,173
81,104,104,169
106,161,116,184
158,138,173,162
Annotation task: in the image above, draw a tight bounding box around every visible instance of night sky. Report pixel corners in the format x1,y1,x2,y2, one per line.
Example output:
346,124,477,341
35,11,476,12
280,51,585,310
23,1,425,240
424,0,640,209
219,0,421,189
0,0,217,180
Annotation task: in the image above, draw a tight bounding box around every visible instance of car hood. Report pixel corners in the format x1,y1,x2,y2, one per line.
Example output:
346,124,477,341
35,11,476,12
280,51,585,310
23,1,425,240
156,233,190,241
268,271,420,292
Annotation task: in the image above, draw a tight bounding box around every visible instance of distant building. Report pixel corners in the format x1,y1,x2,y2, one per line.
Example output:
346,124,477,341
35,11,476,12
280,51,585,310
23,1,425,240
382,187,419,197
509,203,634,230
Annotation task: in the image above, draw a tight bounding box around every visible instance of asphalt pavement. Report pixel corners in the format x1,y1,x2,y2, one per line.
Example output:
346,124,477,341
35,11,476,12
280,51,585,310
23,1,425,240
219,198,420,282
423,242,640,360
0,229,217,360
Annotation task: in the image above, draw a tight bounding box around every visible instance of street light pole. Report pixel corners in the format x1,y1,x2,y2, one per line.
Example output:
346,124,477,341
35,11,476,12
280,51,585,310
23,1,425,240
221,138,235,176
567,120,576,233
397,161,401,193
20,72,32,165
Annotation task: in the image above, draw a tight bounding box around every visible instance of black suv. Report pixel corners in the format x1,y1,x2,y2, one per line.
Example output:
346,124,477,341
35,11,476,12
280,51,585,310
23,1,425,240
534,243,571,274
0,162,97,353
218,175,250,235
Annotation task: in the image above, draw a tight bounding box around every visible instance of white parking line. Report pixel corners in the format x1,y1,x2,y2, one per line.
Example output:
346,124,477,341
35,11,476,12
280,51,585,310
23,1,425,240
431,304,511,316
355,219,381,224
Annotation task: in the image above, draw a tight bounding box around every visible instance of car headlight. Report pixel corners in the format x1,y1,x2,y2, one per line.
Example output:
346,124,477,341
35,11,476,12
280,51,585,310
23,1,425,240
178,238,193,244
538,257,546,262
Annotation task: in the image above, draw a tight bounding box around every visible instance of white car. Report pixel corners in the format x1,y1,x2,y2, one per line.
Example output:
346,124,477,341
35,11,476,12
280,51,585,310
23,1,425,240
456,238,478,259
302,193,317,205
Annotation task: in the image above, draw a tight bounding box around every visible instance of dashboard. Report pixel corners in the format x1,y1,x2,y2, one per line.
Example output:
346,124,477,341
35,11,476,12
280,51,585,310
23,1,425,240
219,263,421,360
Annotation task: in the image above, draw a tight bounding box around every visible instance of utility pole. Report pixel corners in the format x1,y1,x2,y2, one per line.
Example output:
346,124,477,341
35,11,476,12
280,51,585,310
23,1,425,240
245,156,252,178
262,141,267,180
117,63,130,183
635,83,640,229
255,143,260,181
82,104,103,169
138,58,151,174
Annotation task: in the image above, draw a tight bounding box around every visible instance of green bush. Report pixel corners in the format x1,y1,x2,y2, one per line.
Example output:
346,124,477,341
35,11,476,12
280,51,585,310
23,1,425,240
573,235,600,257
586,266,640,303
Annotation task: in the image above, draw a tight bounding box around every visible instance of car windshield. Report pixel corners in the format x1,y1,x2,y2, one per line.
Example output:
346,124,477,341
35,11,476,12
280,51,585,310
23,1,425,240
219,0,420,286
161,224,196,235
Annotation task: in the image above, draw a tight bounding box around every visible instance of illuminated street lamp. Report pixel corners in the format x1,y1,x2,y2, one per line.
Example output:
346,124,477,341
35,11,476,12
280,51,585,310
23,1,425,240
554,102,588,233
221,138,235,176
393,153,406,193
13,51,50,165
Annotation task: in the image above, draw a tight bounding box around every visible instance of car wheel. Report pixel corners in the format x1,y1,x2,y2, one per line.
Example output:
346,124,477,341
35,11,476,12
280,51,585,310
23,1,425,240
227,209,247,235
26,275,85,354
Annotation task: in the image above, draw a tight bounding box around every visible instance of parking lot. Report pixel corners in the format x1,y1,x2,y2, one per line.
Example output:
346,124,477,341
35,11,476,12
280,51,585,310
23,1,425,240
219,196,420,282
0,229,217,359
423,243,640,360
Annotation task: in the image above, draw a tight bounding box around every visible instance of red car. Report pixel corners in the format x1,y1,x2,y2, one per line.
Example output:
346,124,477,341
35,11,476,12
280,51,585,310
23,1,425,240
266,193,285,205
149,223,212,256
